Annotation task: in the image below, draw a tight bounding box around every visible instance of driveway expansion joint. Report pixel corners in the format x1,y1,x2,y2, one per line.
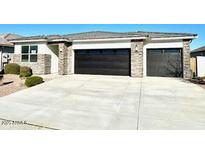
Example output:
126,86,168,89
136,78,143,130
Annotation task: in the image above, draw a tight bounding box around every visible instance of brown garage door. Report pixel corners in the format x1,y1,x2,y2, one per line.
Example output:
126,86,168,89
75,49,130,76
147,48,183,77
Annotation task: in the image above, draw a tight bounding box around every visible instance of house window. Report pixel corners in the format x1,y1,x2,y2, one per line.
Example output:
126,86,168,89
21,45,38,62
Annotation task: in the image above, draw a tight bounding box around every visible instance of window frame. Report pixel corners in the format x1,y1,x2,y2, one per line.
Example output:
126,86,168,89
21,45,38,62
21,46,29,62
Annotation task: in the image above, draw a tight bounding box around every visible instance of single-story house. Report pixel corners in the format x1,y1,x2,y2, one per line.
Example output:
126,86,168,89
9,31,197,78
191,46,205,57
0,34,22,73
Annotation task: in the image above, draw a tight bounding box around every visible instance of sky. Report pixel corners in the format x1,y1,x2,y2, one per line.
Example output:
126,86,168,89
0,24,204,50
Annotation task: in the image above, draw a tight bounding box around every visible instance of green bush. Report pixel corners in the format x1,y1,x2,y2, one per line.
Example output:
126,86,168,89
20,66,32,77
25,76,43,87
4,63,20,74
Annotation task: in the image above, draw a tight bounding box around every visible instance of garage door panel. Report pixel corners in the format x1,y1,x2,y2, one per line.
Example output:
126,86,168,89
147,48,182,77
76,62,129,69
76,68,129,75
75,49,130,76
76,55,129,62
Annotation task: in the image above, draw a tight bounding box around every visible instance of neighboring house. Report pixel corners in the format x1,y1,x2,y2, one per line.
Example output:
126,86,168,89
190,46,205,77
191,46,205,57
9,31,197,78
0,34,22,73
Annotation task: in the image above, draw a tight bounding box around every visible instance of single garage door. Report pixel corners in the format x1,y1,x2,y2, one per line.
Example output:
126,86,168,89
75,49,130,76
147,48,183,77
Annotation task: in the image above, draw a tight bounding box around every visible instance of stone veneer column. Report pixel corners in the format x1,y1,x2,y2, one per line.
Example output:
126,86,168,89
67,44,73,75
183,40,191,79
131,40,144,77
58,43,68,75
38,54,51,74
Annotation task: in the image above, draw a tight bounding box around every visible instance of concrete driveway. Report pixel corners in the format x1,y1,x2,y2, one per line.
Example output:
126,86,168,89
0,75,205,130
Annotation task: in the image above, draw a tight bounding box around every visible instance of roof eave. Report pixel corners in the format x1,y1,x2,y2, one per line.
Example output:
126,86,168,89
9,39,48,43
9,35,198,43
72,37,148,42
47,38,70,43
10,38,71,43
150,35,198,41
0,43,14,47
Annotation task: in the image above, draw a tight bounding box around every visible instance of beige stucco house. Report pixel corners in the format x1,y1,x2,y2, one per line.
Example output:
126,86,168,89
9,31,197,78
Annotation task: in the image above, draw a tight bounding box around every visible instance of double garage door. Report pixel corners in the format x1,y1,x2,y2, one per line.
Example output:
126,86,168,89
74,48,183,77
75,49,130,76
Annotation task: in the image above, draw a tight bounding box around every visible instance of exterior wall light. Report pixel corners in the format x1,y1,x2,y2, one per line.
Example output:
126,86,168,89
135,45,138,51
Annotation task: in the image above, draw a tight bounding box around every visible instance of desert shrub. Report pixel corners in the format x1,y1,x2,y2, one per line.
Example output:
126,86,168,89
20,66,32,77
25,76,43,87
4,63,20,75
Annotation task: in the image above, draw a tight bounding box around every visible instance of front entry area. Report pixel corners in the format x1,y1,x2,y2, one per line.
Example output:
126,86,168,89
74,49,130,76
147,48,183,77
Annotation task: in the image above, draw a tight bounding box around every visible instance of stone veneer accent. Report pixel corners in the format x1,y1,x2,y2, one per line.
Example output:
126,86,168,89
58,43,72,75
11,54,51,74
58,43,68,75
183,40,191,79
131,40,144,77
67,45,73,75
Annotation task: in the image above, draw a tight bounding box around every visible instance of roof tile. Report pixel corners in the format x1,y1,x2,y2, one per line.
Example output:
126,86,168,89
9,31,197,42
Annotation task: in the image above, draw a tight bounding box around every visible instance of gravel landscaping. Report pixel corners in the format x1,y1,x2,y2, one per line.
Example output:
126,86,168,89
199,84,205,89
0,74,26,97
189,77,205,90
0,73,61,97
